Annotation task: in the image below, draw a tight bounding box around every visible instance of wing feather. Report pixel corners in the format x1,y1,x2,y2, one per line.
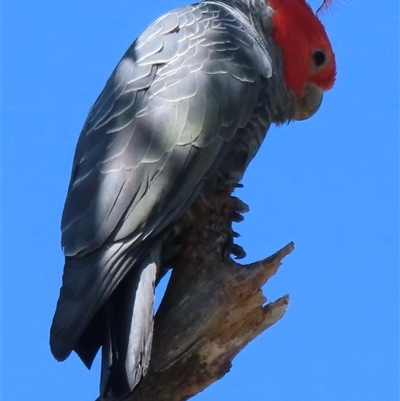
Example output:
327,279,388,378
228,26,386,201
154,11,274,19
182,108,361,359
53,2,274,359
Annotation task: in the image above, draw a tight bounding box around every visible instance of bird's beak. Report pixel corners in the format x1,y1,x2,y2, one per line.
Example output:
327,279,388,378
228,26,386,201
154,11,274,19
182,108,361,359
293,83,323,121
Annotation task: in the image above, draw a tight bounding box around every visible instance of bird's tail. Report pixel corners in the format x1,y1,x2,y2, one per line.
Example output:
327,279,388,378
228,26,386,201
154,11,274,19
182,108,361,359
99,248,159,400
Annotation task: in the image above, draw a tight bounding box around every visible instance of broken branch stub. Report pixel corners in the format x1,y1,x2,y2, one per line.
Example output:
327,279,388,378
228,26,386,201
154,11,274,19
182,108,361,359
123,191,293,401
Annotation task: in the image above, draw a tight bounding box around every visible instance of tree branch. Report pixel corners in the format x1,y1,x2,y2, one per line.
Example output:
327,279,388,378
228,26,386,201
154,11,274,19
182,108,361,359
122,190,294,401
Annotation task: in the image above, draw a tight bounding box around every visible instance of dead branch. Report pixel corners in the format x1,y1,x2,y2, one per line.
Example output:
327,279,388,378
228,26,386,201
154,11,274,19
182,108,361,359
121,190,293,401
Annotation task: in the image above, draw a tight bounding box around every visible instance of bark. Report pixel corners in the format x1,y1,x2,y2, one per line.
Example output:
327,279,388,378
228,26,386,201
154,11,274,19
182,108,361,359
123,190,293,400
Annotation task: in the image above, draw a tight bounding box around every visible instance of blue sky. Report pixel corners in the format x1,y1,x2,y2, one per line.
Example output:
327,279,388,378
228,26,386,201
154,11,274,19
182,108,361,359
3,1,399,400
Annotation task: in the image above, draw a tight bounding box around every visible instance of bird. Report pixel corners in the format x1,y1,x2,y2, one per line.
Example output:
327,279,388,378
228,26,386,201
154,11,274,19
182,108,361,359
50,0,336,399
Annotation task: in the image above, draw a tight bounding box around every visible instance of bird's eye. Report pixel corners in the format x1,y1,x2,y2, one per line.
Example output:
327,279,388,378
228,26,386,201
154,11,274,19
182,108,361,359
312,50,327,68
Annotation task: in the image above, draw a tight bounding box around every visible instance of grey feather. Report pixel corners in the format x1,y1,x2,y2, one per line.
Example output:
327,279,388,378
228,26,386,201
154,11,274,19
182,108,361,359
100,247,159,400
51,0,293,398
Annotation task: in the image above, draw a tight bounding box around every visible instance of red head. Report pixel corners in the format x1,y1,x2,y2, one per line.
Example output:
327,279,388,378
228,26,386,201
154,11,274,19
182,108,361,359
269,0,336,95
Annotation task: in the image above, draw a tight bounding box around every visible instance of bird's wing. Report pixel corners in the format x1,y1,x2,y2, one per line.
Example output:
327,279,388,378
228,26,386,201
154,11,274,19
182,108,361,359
52,2,274,361
61,2,272,258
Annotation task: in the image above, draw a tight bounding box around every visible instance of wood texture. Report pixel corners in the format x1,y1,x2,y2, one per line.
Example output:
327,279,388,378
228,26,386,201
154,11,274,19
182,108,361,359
120,190,293,401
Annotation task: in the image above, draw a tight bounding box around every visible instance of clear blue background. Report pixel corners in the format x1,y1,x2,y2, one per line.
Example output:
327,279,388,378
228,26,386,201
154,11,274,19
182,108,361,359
3,1,399,400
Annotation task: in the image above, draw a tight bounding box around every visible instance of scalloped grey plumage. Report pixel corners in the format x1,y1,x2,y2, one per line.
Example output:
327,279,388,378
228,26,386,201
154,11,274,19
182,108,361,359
50,1,295,399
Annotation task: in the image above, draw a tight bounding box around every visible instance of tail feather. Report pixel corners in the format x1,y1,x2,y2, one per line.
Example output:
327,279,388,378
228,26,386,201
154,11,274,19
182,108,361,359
100,248,159,400
50,239,139,364
74,308,105,369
